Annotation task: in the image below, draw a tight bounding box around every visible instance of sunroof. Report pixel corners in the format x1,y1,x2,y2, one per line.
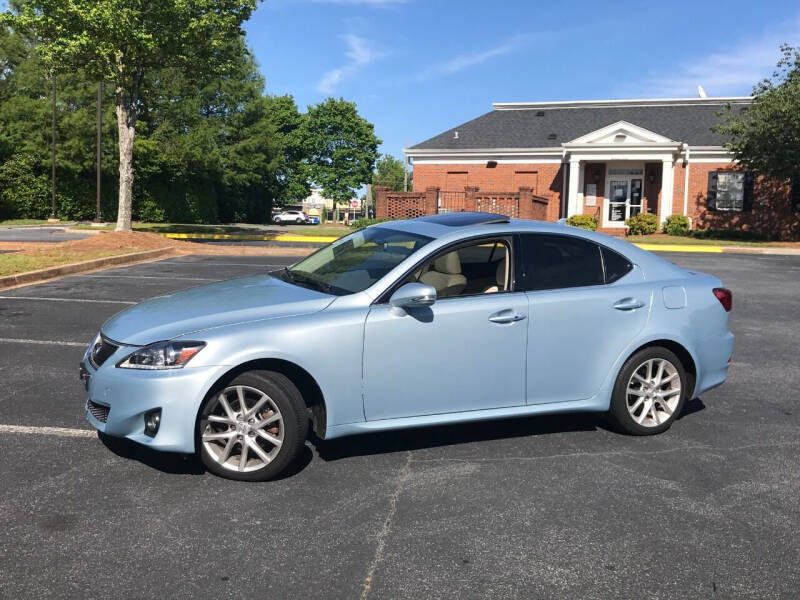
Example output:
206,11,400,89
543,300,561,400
416,212,510,227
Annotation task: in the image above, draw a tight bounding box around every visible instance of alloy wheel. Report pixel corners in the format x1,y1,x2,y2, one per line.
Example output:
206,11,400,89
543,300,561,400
625,358,682,428
201,385,284,472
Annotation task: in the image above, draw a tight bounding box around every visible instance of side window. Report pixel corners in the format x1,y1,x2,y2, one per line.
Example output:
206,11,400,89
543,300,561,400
521,234,604,291
406,239,511,299
601,246,633,284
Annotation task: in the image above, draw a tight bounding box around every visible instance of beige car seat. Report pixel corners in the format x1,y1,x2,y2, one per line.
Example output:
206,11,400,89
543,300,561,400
419,251,467,297
482,257,508,294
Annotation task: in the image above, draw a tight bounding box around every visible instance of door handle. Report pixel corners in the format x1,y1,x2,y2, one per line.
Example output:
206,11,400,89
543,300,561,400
488,310,526,324
613,298,645,311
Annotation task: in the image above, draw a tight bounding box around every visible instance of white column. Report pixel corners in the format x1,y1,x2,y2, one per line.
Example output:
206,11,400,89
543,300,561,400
567,158,581,217
660,159,675,224
577,162,586,215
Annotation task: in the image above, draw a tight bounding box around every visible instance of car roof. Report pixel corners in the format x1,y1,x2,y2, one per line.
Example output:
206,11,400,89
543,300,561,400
373,213,686,278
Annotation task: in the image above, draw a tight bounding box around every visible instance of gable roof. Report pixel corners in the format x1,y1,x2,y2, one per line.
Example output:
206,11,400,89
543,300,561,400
410,97,751,151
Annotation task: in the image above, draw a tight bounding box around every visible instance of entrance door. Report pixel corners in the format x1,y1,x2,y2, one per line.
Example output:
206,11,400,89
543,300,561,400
606,173,643,226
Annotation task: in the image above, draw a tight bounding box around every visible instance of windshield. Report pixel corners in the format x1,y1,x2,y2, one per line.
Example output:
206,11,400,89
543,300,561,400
284,227,433,295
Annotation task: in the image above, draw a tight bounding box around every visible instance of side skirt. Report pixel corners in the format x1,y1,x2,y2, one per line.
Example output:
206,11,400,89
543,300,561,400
324,394,610,440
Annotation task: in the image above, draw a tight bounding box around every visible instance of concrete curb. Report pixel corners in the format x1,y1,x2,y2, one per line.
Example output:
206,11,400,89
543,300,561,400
0,247,177,290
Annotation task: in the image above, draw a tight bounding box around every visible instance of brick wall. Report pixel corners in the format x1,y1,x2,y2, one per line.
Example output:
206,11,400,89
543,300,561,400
413,162,564,221
681,162,799,239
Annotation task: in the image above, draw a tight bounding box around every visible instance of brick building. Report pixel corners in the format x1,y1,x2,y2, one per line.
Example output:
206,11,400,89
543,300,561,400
405,97,799,238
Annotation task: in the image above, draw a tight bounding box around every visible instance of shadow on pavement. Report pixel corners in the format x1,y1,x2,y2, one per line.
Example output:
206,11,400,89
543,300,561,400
313,412,605,462
98,400,706,476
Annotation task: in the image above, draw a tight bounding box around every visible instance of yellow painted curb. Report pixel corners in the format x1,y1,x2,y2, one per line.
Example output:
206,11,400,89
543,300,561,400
633,243,724,253
160,232,339,243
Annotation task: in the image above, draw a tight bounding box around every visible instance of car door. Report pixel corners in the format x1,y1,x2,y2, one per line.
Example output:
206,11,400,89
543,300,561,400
519,233,651,404
362,236,528,421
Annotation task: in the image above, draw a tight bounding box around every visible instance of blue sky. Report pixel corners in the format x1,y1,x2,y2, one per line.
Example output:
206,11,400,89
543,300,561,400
246,0,800,160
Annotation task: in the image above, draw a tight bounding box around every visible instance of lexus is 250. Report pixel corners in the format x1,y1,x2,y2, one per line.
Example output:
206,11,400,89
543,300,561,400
82,213,733,481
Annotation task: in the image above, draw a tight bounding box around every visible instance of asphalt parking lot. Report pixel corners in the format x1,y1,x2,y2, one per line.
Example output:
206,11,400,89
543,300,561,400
1,252,799,599
0,226,93,243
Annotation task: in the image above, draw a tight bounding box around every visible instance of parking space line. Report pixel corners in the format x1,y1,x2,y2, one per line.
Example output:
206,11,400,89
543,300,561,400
0,424,95,438
0,295,135,304
85,274,217,281
0,337,87,347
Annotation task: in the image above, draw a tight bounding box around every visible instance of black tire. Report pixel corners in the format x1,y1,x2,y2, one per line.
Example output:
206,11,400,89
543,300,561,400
198,370,308,481
609,346,687,436
295,217,303,224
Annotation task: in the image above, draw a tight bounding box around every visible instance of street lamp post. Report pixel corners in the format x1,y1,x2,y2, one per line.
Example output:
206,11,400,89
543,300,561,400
95,81,103,222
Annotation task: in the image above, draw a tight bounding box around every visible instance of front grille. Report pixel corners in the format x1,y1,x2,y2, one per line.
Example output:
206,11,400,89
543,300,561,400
87,399,110,423
89,337,118,368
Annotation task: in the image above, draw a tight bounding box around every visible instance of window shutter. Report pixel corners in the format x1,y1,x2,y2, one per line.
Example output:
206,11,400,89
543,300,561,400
706,171,718,211
791,177,800,212
743,172,755,212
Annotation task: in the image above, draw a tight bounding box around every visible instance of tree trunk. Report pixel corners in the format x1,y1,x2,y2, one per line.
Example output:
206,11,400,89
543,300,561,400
115,99,135,232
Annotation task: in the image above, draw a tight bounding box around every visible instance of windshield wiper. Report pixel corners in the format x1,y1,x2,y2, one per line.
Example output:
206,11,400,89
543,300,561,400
283,268,334,294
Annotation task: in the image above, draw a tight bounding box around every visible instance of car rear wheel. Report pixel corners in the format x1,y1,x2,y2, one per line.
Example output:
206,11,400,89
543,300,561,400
609,346,687,435
295,217,303,224
198,371,308,481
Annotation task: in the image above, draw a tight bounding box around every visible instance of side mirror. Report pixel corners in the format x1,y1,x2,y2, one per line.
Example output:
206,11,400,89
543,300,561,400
389,282,437,308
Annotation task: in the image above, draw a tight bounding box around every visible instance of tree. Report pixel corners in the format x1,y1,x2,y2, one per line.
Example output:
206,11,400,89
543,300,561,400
303,98,380,204
5,0,259,231
716,45,800,184
372,154,407,191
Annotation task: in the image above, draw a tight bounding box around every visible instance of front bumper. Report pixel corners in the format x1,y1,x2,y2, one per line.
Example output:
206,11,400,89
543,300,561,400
82,358,229,453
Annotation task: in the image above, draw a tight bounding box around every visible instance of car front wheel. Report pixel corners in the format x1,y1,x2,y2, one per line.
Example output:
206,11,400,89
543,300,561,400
198,371,308,481
609,346,687,435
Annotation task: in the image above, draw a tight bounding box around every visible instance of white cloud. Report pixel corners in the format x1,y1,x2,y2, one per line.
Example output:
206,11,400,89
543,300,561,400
636,20,800,98
416,34,533,81
318,34,382,94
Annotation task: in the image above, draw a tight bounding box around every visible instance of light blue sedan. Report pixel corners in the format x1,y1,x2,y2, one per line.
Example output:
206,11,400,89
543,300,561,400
82,213,734,480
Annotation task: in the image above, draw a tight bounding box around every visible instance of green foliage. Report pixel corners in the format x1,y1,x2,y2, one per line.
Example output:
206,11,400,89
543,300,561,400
0,9,380,225
625,212,658,235
0,154,50,219
303,98,381,204
690,228,770,241
372,154,407,191
4,0,261,229
716,45,800,183
349,217,393,230
663,214,691,236
565,214,598,231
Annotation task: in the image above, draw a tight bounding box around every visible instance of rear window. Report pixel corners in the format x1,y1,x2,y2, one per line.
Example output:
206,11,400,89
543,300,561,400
601,247,633,284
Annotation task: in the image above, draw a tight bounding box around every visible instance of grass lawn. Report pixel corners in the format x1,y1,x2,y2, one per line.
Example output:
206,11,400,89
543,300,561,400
69,222,352,237
0,247,149,277
625,234,787,247
0,219,74,226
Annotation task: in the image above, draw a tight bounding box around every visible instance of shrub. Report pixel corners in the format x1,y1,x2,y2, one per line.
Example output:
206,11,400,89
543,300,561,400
663,214,691,236
349,217,393,229
691,228,771,241
0,155,50,220
565,214,598,231
625,212,658,235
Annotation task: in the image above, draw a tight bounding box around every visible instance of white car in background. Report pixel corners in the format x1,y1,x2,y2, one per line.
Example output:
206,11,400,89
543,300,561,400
273,210,307,225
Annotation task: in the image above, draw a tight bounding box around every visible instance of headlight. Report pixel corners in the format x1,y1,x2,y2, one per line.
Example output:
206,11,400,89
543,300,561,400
117,341,206,370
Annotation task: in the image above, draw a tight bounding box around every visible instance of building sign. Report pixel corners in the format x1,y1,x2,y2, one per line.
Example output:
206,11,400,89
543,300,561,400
585,183,597,207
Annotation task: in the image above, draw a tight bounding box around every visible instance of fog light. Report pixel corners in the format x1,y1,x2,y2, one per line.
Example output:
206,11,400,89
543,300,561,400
144,409,161,438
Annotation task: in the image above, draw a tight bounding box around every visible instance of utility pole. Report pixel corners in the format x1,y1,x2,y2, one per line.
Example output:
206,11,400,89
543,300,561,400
403,142,409,192
50,74,57,220
95,81,103,222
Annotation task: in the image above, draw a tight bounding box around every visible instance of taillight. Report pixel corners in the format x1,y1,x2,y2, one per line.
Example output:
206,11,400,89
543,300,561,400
713,287,732,312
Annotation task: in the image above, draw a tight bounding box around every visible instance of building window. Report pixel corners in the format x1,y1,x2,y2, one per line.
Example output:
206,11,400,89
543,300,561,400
792,178,800,212
707,171,754,212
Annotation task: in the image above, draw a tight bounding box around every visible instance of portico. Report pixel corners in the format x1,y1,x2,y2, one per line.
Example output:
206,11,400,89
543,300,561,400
563,121,682,227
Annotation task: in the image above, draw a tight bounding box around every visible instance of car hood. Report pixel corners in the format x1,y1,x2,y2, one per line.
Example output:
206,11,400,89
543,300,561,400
101,273,334,346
